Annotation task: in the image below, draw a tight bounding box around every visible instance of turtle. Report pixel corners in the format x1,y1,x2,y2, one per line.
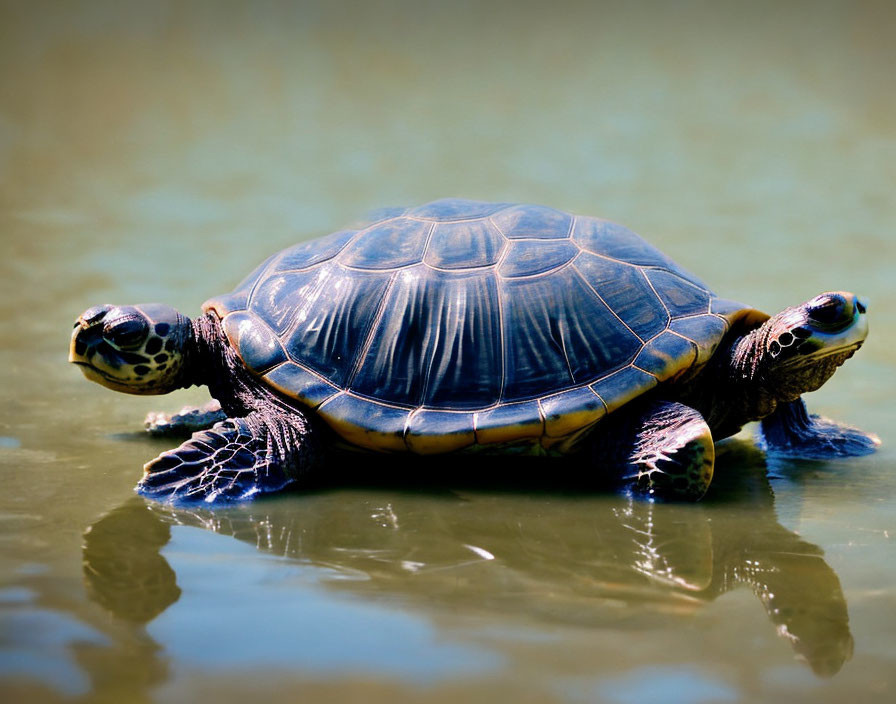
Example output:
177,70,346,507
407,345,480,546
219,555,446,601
69,199,879,503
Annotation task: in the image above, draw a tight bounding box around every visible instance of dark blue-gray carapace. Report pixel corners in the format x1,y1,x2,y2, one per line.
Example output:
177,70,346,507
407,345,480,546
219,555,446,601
70,199,878,503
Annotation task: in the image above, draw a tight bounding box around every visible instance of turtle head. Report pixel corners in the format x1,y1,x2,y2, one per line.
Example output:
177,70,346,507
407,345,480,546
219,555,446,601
751,291,868,401
70,303,192,395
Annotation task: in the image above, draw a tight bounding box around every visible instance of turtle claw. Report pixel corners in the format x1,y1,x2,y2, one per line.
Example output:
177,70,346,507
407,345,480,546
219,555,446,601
145,400,227,437
138,415,296,503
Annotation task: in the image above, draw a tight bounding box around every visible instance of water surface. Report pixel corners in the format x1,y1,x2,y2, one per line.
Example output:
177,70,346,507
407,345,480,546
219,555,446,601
2,2,895,702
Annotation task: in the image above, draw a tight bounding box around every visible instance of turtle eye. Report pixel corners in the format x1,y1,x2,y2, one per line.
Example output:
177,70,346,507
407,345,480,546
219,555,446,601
807,293,851,331
104,315,149,349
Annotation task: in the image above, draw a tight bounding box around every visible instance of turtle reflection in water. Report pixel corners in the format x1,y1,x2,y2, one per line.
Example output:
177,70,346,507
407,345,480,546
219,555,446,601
82,458,853,676
70,200,878,502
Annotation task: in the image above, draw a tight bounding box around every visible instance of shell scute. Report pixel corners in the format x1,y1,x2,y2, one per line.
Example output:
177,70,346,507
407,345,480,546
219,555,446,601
670,315,730,366
264,361,339,409
498,239,579,278
252,269,324,335
646,270,712,317
424,219,504,269
633,332,698,381
591,366,658,414
281,265,392,387
573,217,687,274
573,252,669,340
500,267,642,401
475,401,543,446
540,386,606,439
275,229,357,272
352,267,502,409
319,394,408,452
222,311,287,374
339,218,429,269
405,410,476,454
409,198,509,221
491,204,573,239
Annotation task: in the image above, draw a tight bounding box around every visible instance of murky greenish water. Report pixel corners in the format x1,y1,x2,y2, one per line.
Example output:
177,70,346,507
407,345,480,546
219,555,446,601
2,1,894,702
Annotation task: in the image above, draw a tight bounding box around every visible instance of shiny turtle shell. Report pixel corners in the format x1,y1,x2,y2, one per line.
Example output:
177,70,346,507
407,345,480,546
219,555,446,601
203,199,767,455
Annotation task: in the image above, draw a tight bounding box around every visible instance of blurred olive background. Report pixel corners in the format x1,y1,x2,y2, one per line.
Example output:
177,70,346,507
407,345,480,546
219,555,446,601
1,1,894,703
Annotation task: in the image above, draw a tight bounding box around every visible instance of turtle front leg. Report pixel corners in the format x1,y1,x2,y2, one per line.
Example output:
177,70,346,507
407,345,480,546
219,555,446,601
145,400,228,436
759,398,879,459
137,410,322,503
595,400,715,500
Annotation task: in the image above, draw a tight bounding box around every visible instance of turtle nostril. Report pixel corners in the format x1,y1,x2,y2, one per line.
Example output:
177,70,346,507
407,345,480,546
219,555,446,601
856,298,867,315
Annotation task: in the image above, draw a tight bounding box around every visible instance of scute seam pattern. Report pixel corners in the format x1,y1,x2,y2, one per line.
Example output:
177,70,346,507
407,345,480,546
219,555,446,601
227,204,749,448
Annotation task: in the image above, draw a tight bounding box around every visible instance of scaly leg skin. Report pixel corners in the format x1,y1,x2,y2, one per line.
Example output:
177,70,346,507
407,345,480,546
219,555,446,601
145,400,228,437
759,398,879,459
137,410,319,503
597,400,715,500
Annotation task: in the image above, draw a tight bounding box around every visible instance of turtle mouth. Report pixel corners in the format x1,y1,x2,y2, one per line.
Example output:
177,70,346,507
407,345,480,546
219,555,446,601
777,339,863,370
72,359,173,395
72,360,112,382
71,360,134,391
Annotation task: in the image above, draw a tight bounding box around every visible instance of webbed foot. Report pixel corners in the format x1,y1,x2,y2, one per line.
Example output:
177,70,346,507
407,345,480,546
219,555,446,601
145,400,227,437
598,400,715,500
138,411,318,503
759,399,879,459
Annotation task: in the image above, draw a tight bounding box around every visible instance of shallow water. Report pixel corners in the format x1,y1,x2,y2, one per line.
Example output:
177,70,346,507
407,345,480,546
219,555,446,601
2,1,895,702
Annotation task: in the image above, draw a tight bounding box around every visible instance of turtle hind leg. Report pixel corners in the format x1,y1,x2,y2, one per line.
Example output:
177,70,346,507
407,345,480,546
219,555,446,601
596,400,715,501
145,400,227,437
759,398,879,459
138,410,320,503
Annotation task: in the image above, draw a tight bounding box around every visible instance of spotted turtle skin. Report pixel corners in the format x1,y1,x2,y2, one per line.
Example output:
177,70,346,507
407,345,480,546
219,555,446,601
203,199,764,456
